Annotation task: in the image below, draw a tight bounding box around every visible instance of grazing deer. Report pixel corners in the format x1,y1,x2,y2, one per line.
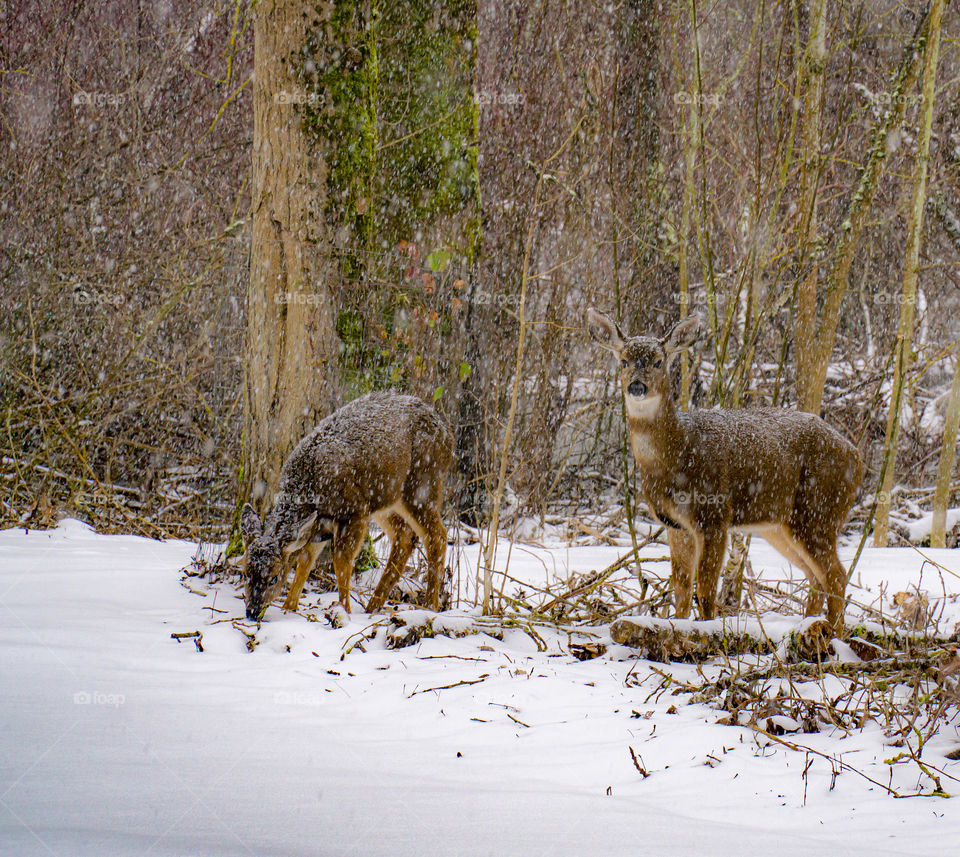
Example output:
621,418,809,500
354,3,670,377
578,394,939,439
587,309,861,632
239,391,453,621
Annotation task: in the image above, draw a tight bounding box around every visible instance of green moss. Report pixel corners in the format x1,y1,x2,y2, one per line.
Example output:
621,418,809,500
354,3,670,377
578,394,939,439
225,463,246,559
374,0,478,248
300,1,379,274
354,535,380,575
335,306,391,393
297,1,480,397
298,0,477,258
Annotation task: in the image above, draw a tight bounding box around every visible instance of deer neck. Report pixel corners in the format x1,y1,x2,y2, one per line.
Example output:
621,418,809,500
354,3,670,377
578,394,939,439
626,393,684,475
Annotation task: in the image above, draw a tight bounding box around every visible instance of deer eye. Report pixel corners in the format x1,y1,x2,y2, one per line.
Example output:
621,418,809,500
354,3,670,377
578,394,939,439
269,575,279,585
620,359,629,368
654,358,662,369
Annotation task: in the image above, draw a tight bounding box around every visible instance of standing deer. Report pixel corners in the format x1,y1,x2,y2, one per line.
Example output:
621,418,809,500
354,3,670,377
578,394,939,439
239,391,453,621
587,309,861,632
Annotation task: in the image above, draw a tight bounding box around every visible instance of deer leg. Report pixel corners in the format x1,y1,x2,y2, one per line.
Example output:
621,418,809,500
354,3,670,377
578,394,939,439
420,509,447,612
804,584,826,618
668,529,698,619
782,519,845,622
366,514,417,614
332,514,369,613
282,541,324,612
824,551,849,634
696,528,727,620
397,497,447,612
762,526,826,616
806,543,848,634
787,517,849,632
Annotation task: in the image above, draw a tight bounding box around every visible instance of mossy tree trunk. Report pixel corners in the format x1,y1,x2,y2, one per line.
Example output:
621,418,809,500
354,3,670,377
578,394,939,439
244,0,479,524
796,5,932,415
244,0,342,516
873,0,944,546
931,342,960,548
794,0,828,414
301,1,379,393
372,0,483,520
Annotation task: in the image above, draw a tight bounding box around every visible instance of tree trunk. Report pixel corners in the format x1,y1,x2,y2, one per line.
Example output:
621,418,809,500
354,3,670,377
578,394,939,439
931,342,960,548
452,6,487,526
677,55,698,409
797,4,932,415
455,279,490,526
245,0,342,511
794,0,827,413
873,0,944,546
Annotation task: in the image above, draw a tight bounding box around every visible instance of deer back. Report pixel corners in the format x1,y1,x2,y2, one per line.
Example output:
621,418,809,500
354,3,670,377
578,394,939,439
266,391,451,537
641,406,860,532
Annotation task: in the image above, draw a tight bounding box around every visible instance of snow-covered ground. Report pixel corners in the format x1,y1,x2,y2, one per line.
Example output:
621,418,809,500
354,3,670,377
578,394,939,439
2,519,960,856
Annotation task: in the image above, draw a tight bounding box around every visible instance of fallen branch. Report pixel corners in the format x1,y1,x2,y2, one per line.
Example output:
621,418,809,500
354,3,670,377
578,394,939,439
750,726,948,799
610,615,835,663
408,676,489,697
170,630,204,652
628,746,650,778
611,614,956,663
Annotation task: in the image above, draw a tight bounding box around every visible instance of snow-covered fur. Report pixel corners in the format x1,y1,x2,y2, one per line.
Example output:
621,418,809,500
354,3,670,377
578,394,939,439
587,309,862,632
241,391,453,620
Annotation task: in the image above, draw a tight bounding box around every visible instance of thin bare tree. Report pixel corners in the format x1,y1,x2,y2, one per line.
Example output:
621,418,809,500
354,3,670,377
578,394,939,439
874,0,945,546
797,4,933,415
931,341,960,547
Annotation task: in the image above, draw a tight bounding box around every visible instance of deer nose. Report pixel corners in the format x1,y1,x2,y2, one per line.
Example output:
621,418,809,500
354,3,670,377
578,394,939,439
627,380,648,397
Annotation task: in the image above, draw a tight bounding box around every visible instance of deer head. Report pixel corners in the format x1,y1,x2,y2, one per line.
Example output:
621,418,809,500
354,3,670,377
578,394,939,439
239,502,331,621
587,308,703,418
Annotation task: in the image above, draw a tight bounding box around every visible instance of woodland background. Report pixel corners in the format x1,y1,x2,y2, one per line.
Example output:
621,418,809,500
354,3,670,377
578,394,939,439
2,0,960,552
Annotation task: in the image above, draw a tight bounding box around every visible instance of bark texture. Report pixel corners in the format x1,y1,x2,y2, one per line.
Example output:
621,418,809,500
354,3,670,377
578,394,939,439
246,0,341,510
798,4,932,415
874,0,944,545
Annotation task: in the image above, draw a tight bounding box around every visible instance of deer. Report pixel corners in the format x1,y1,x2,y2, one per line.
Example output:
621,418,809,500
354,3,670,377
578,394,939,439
587,308,862,633
239,390,453,621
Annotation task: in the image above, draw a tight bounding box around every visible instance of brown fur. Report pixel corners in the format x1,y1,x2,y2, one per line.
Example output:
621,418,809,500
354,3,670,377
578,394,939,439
588,309,861,632
240,391,452,619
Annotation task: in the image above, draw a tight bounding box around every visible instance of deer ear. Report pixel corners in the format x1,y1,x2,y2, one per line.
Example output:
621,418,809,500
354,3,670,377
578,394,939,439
586,308,625,353
283,511,318,555
662,313,703,356
240,503,262,543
